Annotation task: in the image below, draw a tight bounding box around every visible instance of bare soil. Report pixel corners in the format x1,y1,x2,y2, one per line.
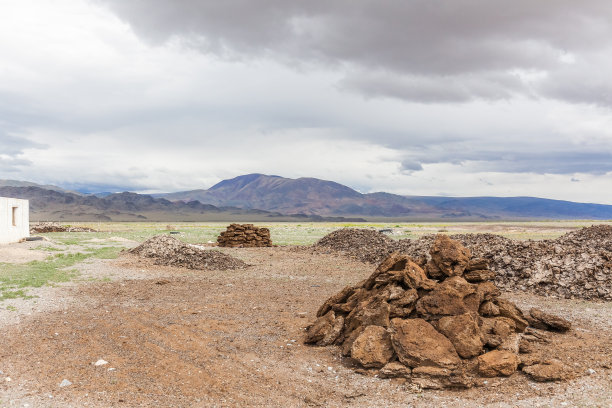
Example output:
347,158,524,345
0,247,610,407
0,241,50,264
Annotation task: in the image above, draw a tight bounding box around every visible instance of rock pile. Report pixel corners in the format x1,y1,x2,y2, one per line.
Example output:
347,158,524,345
314,228,395,263
217,224,272,248
315,226,612,300
30,222,97,233
305,235,572,389
129,234,247,270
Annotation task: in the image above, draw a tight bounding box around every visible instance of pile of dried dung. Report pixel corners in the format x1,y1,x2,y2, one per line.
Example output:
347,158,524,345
305,235,573,389
30,222,97,233
129,235,247,270
217,224,272,248
316,226,612,300
314,228,395,264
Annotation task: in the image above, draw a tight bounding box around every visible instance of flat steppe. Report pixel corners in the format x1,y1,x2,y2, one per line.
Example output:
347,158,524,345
0,222,610,407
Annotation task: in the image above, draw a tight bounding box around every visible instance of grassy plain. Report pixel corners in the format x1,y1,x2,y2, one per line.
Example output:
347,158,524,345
43,219,612,244
1,220,609,302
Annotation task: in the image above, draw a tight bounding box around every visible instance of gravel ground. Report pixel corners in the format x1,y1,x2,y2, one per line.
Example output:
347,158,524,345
0,246,610,407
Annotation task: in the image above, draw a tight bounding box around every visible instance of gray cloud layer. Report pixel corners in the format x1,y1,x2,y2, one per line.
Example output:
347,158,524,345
100,0,612,105
1,0,612,203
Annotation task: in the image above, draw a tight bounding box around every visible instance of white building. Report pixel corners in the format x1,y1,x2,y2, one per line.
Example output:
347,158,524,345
0,197,29,244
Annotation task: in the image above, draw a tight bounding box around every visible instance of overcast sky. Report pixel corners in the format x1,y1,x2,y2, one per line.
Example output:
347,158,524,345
1,0,612,202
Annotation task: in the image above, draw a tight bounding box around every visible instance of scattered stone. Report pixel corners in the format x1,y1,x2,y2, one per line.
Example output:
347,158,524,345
59,379,72,388
522,361,574,382
478,350,520,377
527,308,571,332
94,359,108,366
217,224,272,248
129,235,247,270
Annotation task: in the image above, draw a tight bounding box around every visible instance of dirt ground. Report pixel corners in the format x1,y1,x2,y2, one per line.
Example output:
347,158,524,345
0,246,611,407
0,241,50,264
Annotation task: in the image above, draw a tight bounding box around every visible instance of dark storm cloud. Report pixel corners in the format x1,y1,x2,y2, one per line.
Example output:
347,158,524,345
100,0,612,105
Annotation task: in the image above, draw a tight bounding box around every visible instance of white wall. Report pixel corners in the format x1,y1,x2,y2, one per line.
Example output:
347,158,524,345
0,197,30,244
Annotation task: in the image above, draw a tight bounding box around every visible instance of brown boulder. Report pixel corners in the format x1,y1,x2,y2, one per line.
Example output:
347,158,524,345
316,285,355,317
479,301,500,317
464,281,500,314
522,361,574,382
437,313,484,358
416,286,469,318
379,361,412,378
351,325,394,368
364,252,410,289
477,350,520,377
389,318,461,369
495,299,528,332
464,269,496,283
527,308,571,332
466,258,489,271
305,311,344,346
429,234,471,277
475,281,501,302
425,260,445,280
411,366,474,389
332,288,366,314
403,261,437,290
438,276,475,297
344,298,390,335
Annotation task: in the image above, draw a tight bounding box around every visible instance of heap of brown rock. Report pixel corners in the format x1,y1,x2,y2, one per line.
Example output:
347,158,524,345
305,235,573,389
217,224,272,248
30,222,97,233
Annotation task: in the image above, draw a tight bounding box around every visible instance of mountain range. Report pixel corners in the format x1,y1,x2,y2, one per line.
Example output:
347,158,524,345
160,174,612,220
2,174,612,221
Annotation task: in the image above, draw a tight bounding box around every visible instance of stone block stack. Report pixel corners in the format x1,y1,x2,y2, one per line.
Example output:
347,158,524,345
217,224,272,248
305,235,572,389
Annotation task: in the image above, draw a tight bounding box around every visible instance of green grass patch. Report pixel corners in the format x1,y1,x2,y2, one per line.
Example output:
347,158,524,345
0,246,122,301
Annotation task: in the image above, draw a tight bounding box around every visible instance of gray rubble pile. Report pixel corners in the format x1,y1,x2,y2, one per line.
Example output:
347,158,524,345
305,235,574,389
314,228,395,263
315,226,612,300
129,234,247,270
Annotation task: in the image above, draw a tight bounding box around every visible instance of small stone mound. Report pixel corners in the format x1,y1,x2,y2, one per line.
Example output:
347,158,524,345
314,228,395,263
129,235,247,270
217,224,272,248
305,235,572,389
30,222,97,233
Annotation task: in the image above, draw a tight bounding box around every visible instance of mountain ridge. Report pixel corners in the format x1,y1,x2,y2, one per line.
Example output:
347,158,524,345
3,175,612,221
160,173,612,220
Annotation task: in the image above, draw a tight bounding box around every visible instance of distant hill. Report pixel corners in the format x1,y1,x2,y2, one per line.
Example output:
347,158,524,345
4,174,612,221
0,179,80,195
0,186,365,222
161,174,612,220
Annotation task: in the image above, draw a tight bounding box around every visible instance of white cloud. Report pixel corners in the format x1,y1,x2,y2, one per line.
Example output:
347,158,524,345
0,0,612,205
